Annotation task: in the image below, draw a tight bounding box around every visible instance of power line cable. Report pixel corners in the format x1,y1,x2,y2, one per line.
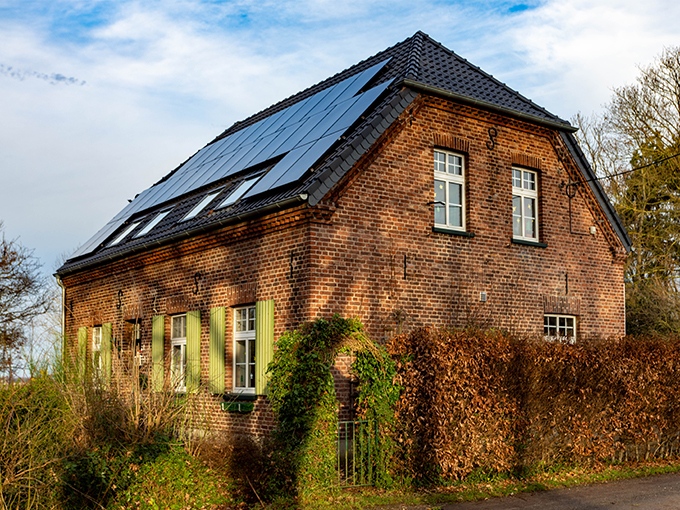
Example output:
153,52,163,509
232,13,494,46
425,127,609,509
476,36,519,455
566,151,680,188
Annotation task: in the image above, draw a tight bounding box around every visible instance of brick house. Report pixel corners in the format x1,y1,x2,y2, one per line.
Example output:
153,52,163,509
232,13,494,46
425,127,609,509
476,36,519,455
56,32,630,435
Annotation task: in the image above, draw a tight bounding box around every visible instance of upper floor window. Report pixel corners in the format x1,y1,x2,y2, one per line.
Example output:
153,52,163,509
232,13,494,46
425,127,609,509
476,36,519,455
512,168,538,241
233,306,256,393
434,150,465,230
171,314,187,391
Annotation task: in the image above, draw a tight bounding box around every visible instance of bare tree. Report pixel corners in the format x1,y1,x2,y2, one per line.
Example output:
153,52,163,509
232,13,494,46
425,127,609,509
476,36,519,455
0,222,50,380
573,47,680,335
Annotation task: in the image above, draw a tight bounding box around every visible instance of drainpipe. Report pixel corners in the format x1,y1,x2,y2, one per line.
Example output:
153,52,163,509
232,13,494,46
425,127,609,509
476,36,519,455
56,275,66,360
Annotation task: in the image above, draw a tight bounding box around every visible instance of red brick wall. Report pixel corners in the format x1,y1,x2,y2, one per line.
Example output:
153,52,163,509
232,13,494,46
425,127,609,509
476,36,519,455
305,96,626,340
60,93,626,437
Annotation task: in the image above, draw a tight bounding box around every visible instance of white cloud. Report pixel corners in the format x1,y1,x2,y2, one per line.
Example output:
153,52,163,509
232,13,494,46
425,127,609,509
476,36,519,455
497,0,680,117
0,0,678,273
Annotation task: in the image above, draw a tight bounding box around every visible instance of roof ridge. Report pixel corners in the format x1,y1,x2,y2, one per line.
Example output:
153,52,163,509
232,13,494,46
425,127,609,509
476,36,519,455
211,37,415,144
420,33,567,124
405,30,425,81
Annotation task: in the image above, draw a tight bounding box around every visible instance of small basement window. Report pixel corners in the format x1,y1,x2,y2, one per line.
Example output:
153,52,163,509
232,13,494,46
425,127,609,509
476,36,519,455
544,314,576,343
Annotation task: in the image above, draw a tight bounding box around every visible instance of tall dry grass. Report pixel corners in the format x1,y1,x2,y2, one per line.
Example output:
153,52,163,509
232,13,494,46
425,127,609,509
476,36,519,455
0,341,209,509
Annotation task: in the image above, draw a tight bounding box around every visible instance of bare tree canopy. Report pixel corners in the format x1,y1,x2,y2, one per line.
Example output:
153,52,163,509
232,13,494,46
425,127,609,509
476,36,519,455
574,47,680,335
0,221,50,379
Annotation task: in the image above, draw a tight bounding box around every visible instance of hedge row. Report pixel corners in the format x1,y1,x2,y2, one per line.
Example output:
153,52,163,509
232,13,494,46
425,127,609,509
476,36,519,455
389,329,680,482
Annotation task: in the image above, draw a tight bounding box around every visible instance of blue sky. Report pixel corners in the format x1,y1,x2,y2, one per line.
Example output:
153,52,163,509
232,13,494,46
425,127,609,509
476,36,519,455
1,0,679,278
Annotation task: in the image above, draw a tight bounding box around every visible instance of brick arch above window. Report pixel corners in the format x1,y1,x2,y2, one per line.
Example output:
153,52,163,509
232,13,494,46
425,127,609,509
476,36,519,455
511,152,542,170
433,133,469,153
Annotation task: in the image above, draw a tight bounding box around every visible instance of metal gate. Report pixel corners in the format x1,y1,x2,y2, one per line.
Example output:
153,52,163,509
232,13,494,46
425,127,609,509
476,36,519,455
337,420,375,487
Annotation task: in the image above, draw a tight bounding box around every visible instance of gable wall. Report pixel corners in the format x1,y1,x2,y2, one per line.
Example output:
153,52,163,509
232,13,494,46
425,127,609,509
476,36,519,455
306,95,625,340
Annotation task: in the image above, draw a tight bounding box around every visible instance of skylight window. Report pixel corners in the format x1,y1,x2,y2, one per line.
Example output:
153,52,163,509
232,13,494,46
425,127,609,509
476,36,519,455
135,210,171,238
109,222,141,246
217,177,260,209
181,190,221,221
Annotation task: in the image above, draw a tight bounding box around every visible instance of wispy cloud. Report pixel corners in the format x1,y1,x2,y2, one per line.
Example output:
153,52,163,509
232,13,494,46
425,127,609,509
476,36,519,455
0,64,86,85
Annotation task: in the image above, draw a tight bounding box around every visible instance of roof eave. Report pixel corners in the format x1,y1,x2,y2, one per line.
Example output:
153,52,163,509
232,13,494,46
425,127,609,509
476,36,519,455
55,193,309,278
401,78,577,133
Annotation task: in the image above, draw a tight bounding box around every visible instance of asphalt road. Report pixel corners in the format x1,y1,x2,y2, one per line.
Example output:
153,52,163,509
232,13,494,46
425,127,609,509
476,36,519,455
444,472,680,509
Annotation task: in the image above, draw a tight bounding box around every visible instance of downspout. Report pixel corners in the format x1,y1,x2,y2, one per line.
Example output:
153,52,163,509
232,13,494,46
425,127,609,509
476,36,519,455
56,275,66,360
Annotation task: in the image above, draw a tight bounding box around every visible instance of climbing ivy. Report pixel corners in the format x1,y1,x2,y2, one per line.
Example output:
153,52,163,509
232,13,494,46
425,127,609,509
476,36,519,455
267,315,399,500
353,344,400,488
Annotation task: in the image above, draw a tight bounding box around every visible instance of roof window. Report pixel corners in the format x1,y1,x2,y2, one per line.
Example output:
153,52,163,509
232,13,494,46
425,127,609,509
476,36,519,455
109,221,141,246
181,190,222,221
217,176,260,209
135,210,171,238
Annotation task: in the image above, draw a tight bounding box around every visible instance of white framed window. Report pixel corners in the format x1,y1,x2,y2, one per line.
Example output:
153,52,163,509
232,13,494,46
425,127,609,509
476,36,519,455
182,190,222,222
512,168,538,241
217,176,260,209
135,210,171,237
544,314,576,343
171,315,187,391
233,306,256,393
92,326,102,373
434,150,465,230
109,221,141,245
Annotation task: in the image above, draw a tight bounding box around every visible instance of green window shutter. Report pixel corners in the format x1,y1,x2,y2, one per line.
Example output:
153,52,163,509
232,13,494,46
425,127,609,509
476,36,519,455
255,300,275,395
186,310,201,393
209,307,226,394
102,323,112,382
77,327,87,377
152,316,165,392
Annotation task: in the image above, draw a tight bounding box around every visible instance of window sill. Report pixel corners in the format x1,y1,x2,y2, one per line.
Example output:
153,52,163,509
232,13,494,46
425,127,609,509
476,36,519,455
224,392,257,401
221,401,254,413
432,227,475,238
512,238,547,248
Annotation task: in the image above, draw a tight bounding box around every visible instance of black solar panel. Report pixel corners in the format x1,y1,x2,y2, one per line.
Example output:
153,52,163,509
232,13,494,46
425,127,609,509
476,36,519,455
71,59,390,259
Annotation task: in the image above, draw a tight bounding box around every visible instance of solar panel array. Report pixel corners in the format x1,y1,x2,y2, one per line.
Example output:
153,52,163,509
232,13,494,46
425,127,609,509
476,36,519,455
71,59,391,258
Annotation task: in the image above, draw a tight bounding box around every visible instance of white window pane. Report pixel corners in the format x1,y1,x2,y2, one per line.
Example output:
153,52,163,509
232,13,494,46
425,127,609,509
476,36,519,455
182,191,221,221
449,182,461,206
172,316,186,339
218,177,259,208
523,171,536,191
434,180,446,224
524,197,536,238
235,365,246,388
135,210,170,238
434,151,446,172
248,307,255,331
235,340,246,364
248,364,255,387
448,154,462,175
449,205,461,227
248,339,256,364
110,222,140,246
513,196,522,236
512,169,522,188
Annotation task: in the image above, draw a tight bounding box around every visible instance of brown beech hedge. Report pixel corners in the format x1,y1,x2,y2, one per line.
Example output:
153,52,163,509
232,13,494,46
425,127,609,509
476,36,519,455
389,328,680,482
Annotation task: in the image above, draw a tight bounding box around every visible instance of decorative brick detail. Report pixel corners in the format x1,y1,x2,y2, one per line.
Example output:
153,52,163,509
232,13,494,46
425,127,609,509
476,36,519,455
433,132,470,153
543,295,581,315
512,152,542,170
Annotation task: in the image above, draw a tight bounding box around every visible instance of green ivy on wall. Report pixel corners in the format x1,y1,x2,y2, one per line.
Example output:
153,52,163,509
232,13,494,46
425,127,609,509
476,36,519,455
267,315,400,501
